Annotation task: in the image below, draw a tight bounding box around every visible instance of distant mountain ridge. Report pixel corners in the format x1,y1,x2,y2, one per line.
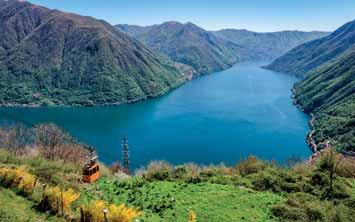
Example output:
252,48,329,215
213,29,330,61
116,22,258,76
117,23,329,64
265,19,355,76
0,0,184,106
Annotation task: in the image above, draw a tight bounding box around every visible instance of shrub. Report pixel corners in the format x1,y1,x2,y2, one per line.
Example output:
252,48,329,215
81,200,106,222
236,156,267,176
107,203,141,222
110,161,123,174
310,171,329,187
199,164,235,180
0,166,36,194
336,157,355,178
271,191,355,222
81,200,140,222
271,193,322,222
292,164,313,177
172,165,187,179
17,168,37,194
188,210,197,222
329,178,352,199
251,171,281,192
25,157,81,189
40,186,79,215
271,204,308,221
217,164,235,176
184,163,202,183
143,161,173,181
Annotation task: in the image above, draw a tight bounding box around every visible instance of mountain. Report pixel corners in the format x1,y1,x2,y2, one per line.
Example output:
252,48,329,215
116,24,155,37
115,22,257,75
213,29,330,61
266,19,355,153
0,0,184,106
294,46,355,153
276,19,355,153
265,20,355,77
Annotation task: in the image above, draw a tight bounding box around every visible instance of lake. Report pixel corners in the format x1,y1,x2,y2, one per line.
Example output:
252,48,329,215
0,62,311,169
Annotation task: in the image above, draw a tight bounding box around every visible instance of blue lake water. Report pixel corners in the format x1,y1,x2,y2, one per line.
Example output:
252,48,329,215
0,62,311,168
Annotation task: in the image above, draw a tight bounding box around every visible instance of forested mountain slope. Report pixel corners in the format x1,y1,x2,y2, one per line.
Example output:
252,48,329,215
294,46,355,152
116,22,257,75
0,0,184,106
265,20,355,77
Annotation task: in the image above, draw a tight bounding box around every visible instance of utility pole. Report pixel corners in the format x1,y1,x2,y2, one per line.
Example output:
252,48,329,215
122,136,130,174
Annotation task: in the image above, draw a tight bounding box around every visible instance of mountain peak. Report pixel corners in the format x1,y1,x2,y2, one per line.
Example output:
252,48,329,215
162,21,182,25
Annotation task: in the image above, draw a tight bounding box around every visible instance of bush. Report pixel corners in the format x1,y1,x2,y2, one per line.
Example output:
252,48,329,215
271,204,308,221
271,193,322,222
39,186,80,215
184,163,202,183
172,165,187,179
0,166,36,194
188,210,197,222
107,203,140,222
236,156,267,176
251,171,281,192
143,161,173,181
81,200,140,222
271,191,355,222
337,157,355,178
329,178,352,199
81,200,106,222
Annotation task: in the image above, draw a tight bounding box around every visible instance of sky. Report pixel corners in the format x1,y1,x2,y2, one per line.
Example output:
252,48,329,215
28,0,355,32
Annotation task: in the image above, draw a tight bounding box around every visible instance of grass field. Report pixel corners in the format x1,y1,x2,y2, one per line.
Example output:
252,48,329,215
0,188,64,222
82,179,284,222
0,149,354,222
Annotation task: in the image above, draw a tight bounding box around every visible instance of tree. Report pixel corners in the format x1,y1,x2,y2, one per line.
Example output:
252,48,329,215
35,124,71,160
320,143,342,200
0,124,33,156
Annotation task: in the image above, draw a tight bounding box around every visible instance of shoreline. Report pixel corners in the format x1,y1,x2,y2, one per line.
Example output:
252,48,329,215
291,87,316,152
0,76,188,109
292,87,355,163
291,86,324,164
0,60,273,109
0,61,243,109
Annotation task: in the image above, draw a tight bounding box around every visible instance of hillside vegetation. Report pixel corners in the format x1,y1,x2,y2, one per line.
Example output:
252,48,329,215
213,29,329,60
0,188,65,222
0,0,184,107
294,46,355,153
264,18,355,153
0,148,354,222
0,124,354,222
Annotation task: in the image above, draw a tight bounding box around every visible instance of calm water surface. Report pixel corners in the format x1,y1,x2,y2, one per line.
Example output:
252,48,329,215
0,62,310,168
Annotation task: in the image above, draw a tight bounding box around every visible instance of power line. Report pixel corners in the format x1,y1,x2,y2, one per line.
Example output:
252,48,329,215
121,136,130,174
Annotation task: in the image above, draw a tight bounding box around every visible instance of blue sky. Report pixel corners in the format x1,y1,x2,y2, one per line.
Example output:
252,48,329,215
28,0,355,32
